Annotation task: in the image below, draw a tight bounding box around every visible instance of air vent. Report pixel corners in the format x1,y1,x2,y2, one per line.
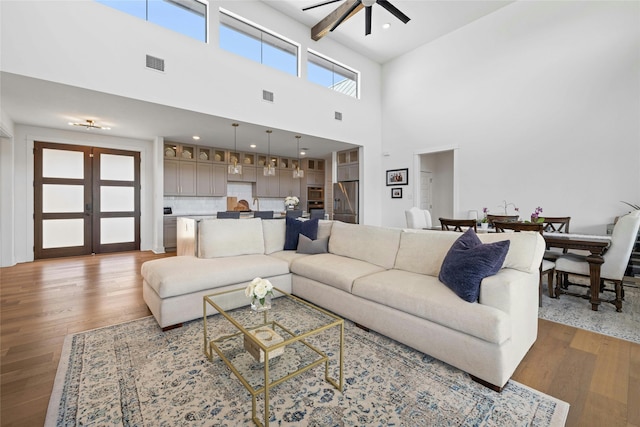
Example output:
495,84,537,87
146,55,165,72
262,90,274,103
334,111,343,121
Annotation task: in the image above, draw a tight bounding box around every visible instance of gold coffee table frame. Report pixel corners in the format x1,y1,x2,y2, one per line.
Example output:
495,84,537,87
203,287,344,427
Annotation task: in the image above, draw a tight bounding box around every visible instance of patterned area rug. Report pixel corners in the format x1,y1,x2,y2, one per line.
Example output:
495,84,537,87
46,313,569,426
539,278,640,343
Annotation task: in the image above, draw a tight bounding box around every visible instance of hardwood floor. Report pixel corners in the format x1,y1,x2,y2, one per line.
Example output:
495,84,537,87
1,251,638,426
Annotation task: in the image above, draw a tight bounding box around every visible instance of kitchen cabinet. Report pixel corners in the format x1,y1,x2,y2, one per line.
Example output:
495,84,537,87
164,142,196,161
197,163,227,197
337,149,359,182
163,216,177,251
279,170,300,197
256,170,280,197
164,159,197,196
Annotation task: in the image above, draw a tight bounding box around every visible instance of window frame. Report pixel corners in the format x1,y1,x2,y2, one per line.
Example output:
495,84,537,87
219,8,301,78
307,49,360,99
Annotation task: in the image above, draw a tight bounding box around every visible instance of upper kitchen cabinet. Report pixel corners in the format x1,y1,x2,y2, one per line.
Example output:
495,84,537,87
164,159,197,196
337,149,359,181
302,158,325,186
164,142,196,161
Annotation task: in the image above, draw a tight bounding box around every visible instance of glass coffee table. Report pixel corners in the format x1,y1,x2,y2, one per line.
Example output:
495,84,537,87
203,287,344,427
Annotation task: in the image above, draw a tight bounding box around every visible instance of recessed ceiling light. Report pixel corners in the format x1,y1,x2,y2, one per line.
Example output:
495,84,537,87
382,23,391,30
192,135,200,140
250,144,257,148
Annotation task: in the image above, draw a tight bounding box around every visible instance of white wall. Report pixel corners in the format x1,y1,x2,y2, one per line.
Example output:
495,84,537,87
381,1,640,232
9,125,156,264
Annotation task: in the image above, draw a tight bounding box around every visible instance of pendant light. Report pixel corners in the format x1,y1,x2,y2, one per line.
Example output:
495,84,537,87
293,135,304,179
263,130,276,176
228,123,242,175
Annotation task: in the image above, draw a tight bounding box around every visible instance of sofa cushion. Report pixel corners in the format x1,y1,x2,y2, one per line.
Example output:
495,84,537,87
479,232,545,274
199,218,264,258
317,220,333,240
262,218,285,254
329,221,401,269
351,269,510,344
285,217,318,250
290,253,386,293
268,250,309,267
141,255,289,298
394,230,460,276
297,234,329,254
439,229,510,302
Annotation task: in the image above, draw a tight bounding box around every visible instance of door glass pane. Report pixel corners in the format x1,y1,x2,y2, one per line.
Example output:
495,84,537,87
42,148,84,179
101,217,134,244
42,219,84,248
101,154,134,181
42,184,84,213
101,187,134,212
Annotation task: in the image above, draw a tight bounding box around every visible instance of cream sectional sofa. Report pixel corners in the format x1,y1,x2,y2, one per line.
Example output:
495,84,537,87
141,217,545,390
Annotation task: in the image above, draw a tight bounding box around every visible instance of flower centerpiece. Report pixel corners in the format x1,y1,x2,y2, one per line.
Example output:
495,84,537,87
529,206,544,223
480,207,490,229
284,196,299,210
245,277,274,311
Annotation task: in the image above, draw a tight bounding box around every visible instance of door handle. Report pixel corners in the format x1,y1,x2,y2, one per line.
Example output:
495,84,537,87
85,203,92,216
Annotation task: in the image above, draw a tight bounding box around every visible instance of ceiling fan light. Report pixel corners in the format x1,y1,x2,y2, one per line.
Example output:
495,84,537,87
362,0,376,6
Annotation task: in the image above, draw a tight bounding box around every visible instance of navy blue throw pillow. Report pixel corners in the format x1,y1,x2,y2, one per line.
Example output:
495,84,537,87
284,217,319,250
438,228,510,303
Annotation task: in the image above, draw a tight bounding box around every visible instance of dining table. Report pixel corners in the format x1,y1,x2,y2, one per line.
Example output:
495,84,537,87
543,233,612,311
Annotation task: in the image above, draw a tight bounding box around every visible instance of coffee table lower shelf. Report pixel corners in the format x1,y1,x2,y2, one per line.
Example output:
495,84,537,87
203,289,343,427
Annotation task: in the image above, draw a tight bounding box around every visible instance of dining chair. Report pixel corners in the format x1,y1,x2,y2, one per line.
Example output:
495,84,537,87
486,214,519,227
439,218,477,232
539,216,571,234
494,220,554,306
405,207,432,229
554,211,640,311
309,209,325,220
286,210,303,218
253,211,274,219
217,211,240,219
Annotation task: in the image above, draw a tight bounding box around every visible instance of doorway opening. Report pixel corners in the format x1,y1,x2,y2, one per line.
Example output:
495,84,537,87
414,148,457,228
34,141,140,259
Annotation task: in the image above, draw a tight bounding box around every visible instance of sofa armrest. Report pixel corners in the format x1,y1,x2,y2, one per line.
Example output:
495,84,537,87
479,268,539,316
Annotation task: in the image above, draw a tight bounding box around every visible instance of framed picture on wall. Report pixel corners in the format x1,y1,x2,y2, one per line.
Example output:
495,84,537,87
391,188,402,199
386,168,408,186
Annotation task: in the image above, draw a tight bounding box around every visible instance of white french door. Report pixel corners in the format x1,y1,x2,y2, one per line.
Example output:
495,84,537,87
34,142,140,259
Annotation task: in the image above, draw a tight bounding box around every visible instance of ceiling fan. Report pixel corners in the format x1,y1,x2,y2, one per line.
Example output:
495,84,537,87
303,0,410,36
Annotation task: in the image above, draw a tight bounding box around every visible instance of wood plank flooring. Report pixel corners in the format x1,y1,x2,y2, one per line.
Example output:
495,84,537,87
1,251,638,426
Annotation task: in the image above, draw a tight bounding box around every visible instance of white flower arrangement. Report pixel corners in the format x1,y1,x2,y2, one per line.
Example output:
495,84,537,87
245,277,274,306
284,196,299,208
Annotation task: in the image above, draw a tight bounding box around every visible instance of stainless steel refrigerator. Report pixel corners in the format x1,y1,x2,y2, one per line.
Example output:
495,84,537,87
333,181,359,224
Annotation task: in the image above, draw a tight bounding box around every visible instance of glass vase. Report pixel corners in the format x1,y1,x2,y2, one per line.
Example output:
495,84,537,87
251,294,272,312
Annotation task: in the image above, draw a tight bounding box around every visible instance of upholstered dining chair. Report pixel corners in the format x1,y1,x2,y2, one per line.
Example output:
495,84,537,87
486,214,519,227
309,209,325,220
253,210,274,219
405,207,432,229
554,211,640,311
217,211,240,219
439,218,477,232
494,220,554,306
286,210,303,218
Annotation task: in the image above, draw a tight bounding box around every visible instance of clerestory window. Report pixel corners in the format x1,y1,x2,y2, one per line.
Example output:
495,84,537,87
307,50,359,98
96,0,207,42
219,9,299,77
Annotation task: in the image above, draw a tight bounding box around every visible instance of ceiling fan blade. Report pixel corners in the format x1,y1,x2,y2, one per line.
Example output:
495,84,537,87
377,0,410,24
365,5,372,35
302,0,342,12
330,0,361,32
